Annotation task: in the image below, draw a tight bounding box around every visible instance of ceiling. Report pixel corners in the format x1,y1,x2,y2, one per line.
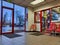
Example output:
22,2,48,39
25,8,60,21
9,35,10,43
11,0,55,8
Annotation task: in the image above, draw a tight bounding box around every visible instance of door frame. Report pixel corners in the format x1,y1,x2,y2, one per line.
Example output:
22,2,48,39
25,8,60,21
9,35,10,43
34,11,42,32
1,6,14,34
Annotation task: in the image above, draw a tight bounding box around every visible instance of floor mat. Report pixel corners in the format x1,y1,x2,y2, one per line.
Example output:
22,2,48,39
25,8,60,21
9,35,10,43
50,33,60,37
3,34,22,38
30,32,43,36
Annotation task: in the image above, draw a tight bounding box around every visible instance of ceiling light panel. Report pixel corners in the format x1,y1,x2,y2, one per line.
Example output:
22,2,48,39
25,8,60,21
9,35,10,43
30,0,44,5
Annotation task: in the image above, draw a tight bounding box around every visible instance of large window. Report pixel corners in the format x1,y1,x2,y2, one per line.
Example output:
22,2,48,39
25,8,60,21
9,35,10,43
2,1,14,33
14,5,25,31
51,7,60,22
2,8,13,33
0,0,28,33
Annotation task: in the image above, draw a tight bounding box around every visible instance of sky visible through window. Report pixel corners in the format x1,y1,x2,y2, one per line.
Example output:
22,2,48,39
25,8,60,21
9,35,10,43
14,5,25,24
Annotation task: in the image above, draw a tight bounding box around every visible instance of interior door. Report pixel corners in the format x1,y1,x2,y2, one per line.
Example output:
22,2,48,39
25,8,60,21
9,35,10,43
1,6,14,34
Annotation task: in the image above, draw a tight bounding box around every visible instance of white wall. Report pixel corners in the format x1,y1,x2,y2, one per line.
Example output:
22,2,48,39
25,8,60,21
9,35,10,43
36,23,40,31
27,7,34,31
27,8,40,31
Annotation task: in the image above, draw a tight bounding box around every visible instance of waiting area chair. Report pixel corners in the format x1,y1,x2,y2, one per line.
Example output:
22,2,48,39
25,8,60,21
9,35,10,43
30,23,37,31
46,22,56,33
55,24,60,33
46,22,60,36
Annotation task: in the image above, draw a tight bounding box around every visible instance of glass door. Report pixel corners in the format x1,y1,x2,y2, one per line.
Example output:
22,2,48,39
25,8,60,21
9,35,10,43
42,9,51,32
14,5,25,32
1,7,14,34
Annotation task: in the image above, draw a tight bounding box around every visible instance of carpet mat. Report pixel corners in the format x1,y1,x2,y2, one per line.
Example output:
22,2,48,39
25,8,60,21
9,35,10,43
3,34,22,38
30,32,43,36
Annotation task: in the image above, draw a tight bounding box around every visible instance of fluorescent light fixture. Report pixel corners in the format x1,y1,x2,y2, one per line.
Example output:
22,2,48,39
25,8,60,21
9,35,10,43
30,0,44,5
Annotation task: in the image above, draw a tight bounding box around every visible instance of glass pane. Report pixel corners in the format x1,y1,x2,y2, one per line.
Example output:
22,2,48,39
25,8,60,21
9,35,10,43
46,10,51,28
3,1,13,8
51,7,60,22
2,8,12,33
0,0,1,34
14,5,25,31
42,10,50,31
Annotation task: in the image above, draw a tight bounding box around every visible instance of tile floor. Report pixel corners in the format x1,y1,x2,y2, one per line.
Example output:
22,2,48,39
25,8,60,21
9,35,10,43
0,32,60,45
0,32,26,45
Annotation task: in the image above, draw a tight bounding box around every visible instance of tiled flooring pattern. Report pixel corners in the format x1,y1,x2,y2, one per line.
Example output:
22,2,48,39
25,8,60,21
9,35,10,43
0,32,60,45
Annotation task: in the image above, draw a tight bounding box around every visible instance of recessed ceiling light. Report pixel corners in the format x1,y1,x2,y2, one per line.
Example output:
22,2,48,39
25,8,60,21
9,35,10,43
30,0,44,5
